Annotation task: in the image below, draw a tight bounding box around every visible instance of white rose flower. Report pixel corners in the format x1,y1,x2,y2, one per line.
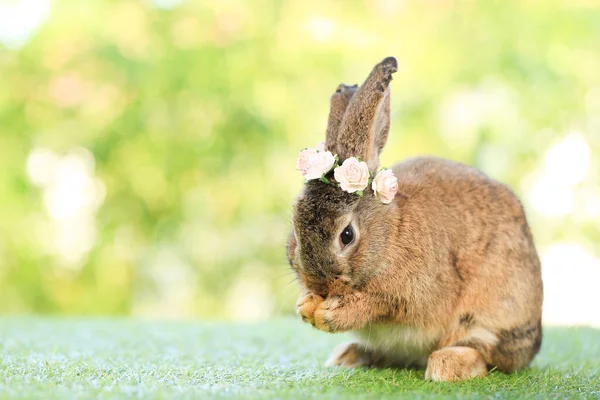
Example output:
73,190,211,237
297,148,317,175
334,157,370,193
297,146,335,180
372,168,398,204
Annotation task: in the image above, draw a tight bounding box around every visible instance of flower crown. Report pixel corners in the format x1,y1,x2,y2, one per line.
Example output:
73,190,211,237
296,142,398,204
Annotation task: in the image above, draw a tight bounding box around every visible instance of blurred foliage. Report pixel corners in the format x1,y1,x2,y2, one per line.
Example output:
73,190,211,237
0,0,599,318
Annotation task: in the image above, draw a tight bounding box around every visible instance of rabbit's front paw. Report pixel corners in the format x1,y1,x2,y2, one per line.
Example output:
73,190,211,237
313,295,348,333
296,293,324,326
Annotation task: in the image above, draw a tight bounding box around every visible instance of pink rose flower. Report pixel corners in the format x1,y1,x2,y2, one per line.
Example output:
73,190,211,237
297,145,336,180
297,148,318,175
334,157,370,193
372,168,398,204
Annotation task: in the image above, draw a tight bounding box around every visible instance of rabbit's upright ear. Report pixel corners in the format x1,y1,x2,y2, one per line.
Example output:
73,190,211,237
325,84,358,153
336,57,397,171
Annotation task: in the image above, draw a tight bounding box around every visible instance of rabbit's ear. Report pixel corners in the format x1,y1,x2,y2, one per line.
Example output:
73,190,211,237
325,84,358,152
336,57,397,171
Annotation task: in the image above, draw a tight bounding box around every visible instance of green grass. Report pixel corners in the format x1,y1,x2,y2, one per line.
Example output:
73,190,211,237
0,318,599,399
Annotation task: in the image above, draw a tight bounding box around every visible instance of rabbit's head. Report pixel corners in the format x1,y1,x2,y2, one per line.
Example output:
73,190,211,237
288,57,398,298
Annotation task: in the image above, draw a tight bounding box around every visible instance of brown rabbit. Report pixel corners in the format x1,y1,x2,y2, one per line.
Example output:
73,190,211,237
287,56,543,382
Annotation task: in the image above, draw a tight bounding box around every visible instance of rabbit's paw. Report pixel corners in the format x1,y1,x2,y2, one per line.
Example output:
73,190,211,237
296,293,324,326
325,342,379,368
313,295,348,333
425,346,487,382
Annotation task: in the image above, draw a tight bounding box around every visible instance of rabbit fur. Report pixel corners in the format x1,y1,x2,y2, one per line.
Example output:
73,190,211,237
287,57,543,382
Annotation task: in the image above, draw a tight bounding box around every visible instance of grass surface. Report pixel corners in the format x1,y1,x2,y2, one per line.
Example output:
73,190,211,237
0,318,599,399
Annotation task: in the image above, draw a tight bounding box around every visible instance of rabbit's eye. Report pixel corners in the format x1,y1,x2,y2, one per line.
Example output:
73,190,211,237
340,225,354,246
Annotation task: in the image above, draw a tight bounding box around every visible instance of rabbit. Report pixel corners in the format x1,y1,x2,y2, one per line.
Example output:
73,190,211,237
287,56,543,382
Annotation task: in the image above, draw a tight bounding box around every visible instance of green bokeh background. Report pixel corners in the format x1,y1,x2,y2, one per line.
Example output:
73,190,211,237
0,0,598,319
